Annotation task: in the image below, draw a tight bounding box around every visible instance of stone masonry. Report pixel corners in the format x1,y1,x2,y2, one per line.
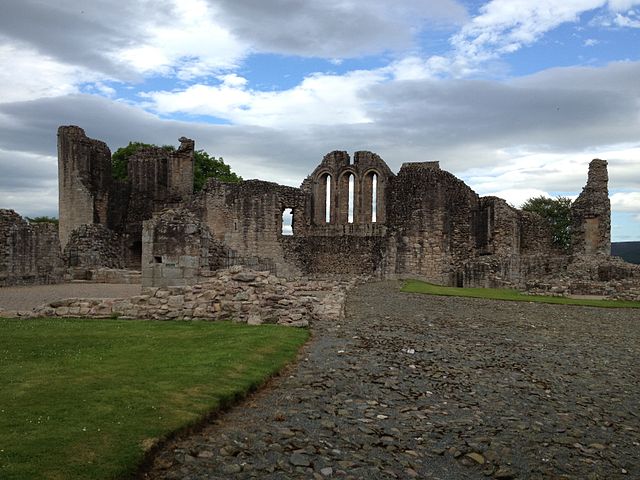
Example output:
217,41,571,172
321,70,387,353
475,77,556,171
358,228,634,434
2,125,637,298
0,210,64,287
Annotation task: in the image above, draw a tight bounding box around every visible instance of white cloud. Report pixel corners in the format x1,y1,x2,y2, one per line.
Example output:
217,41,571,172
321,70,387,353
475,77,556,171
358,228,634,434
611,192,640,212
114,0,248,79
483,188,553,207
449,0,640,75
584,38,600,46
144,69,386,127
0,43,97,103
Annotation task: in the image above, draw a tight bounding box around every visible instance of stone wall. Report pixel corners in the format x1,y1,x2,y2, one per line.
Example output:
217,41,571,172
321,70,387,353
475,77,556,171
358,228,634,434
571,159,611,256
57,126,112,248
142,208,218,287
0,210,64,286
385,163,480,285
197,179,305,277
32,266,355,326
64,224,124,269
52,126,637,297
58,126,196,269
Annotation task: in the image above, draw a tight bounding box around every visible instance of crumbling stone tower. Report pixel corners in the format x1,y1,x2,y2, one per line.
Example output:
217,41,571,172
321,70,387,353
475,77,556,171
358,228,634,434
57,126,195,267
57,126,112,248
571,159,611,256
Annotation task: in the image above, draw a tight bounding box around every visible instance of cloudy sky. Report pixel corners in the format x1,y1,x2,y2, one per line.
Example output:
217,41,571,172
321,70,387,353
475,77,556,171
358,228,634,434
0,0,639,240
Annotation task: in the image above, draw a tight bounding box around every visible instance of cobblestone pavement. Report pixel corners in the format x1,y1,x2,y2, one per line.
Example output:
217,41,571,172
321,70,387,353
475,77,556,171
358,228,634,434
0,283,141,313
142,281,640,480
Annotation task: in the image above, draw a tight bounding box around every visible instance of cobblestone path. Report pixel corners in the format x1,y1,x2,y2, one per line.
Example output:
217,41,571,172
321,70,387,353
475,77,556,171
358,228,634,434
142,281,639,480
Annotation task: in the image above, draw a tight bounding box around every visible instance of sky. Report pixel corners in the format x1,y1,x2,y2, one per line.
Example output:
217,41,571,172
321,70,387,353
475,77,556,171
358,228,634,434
0,0,639,241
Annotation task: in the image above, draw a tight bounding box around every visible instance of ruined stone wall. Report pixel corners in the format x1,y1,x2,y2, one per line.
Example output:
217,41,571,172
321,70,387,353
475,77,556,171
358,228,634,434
301,150,394,233
63,224,125,272
142,208,217,287
57,126,112,248
114,138,195,267
385,162,481,285
198,179,305,277
0,210,63,286
477,197,521,255
571,159,611,256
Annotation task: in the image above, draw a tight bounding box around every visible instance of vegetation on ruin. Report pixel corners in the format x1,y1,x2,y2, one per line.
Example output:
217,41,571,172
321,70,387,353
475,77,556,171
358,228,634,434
522,196,573,251
26,216,58,225
111,142,242,191
0,318,308,480
401,280,640,308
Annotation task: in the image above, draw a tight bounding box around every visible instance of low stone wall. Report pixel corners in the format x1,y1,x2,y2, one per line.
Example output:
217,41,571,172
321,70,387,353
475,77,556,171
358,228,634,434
32,267,356,326
524,255,640,301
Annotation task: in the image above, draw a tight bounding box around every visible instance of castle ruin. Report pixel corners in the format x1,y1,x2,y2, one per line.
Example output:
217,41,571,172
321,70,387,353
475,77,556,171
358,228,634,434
1,126,638,299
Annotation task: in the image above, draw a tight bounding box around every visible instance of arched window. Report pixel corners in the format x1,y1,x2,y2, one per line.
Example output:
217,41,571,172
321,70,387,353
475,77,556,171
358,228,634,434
325,174,331,223
371,173,378,223
348,174,355,224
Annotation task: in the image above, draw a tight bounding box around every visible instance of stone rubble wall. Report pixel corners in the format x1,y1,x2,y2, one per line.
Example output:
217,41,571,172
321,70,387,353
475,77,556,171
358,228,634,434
525,255,640,300
0,209,64,286
32,266,358,326
64,224,125,269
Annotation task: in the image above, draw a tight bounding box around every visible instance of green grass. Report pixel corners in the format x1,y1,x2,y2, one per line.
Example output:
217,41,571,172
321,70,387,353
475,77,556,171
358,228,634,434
401,279,640,308
0,318,309,480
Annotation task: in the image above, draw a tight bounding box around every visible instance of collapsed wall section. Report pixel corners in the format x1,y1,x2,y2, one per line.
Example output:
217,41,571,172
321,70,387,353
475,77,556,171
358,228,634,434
0,210,63,286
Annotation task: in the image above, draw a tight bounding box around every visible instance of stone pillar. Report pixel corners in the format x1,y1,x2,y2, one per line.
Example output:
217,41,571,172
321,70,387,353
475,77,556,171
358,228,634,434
571,159,611,256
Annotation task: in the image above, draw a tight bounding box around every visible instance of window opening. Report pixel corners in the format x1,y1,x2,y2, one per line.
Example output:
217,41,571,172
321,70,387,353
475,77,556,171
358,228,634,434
281,208,293,236
372,173,378,223
325,175,331,223
348,174,355,223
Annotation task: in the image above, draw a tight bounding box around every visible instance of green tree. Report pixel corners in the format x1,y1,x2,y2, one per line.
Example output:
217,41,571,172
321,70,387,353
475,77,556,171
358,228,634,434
522,196,573,251
193,150,241,191
111,142,241,191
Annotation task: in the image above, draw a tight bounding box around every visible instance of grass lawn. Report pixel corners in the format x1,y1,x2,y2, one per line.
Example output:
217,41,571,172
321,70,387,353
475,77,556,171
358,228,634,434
401,279,640,308
0,318,309,480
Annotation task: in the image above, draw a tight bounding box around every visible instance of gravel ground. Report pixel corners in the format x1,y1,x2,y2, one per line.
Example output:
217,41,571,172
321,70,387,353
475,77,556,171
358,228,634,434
137,280,638,479
0,283,141,313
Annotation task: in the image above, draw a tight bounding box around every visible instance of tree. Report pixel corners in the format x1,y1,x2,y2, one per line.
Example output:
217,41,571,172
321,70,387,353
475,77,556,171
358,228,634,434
192,150,242,191
522,196,572,251
111,142,241,191
111,142,174,180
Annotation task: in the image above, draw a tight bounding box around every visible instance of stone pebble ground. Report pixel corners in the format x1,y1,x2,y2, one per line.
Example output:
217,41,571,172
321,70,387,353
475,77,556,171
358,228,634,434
141,281,640,480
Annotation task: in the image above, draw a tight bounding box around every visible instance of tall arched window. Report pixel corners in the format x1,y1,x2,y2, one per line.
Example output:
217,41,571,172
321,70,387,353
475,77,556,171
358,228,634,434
325,174,331,223
371,173,378,223
348,174,355,224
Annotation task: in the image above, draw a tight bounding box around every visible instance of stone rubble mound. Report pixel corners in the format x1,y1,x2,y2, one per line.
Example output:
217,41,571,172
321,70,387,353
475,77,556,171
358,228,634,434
31,266,358,327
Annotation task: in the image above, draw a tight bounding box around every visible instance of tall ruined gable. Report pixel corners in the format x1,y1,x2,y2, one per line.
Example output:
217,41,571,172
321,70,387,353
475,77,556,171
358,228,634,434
571,159,611,256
